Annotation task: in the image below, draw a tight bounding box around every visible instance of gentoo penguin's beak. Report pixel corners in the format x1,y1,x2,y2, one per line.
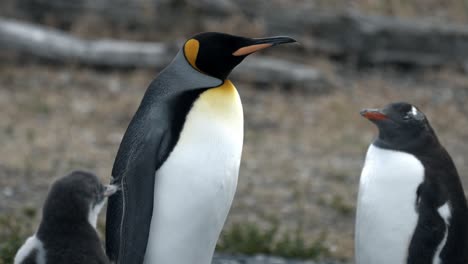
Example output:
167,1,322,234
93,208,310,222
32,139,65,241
104,184,118,197
360,109,388,121
233,36,297,56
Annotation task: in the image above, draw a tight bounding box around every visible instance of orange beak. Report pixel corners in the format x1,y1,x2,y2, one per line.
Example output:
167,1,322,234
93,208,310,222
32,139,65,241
232,36,296,56
360,109,388,121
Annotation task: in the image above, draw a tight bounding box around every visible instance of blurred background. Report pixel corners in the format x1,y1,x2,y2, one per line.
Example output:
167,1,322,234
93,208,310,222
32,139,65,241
2,0,468,263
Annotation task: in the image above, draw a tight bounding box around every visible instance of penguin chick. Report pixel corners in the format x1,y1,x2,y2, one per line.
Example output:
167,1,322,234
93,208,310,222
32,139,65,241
14,170,118,264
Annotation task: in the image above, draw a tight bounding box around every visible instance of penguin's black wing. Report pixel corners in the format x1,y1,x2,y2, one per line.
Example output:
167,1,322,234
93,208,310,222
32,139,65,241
106,105,168,264
437,152,468,264
408,151,468,264
440,207,468,264
407,179,446,264
106,88,205,264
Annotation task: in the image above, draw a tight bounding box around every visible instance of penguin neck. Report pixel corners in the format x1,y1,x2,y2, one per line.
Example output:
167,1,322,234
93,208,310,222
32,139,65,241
374,128,440,154
151,50,224,95
38,197,93,235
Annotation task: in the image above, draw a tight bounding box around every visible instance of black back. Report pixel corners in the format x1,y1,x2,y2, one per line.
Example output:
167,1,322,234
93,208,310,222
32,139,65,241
37,171,109,264
369,102,468,264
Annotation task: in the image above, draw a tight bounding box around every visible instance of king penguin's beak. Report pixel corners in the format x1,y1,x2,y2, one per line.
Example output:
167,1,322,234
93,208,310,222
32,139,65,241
360,108,389,121
104,184,119,197
232,36,297,56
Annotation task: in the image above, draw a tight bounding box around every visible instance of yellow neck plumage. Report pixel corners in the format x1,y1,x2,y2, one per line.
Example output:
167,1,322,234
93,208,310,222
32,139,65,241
196,80,243,123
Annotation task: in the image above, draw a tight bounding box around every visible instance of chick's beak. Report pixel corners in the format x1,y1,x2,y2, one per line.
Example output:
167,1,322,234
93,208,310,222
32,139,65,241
232,36,297,56
104,184,118,197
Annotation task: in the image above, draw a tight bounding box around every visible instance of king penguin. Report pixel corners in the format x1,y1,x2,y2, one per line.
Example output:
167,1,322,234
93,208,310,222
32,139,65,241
14,170,117,264
355,102,468,264
105,32,296,264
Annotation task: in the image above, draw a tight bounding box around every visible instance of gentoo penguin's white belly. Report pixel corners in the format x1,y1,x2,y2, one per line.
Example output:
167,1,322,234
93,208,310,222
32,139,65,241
144,80,243,264
355,144,424,264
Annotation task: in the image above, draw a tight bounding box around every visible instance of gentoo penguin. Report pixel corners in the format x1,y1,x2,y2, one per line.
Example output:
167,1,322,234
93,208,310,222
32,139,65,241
14,170,118,264
105,32,296,264
355,102,468,264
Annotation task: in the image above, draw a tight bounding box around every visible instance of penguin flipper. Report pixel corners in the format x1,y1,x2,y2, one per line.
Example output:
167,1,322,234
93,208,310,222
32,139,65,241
410,159,468,264
407,181,447,263
106,122,169,264
105,181,124,262
435,166,468,263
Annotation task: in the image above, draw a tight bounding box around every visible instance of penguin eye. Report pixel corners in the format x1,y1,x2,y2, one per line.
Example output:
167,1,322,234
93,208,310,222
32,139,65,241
410,106,418,116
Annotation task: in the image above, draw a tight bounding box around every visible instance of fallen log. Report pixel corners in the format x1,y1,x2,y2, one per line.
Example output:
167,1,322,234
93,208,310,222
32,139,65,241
264,10,468,67
0,17,174,67
5,0,468,67
0,17,330,90
232,57,329,93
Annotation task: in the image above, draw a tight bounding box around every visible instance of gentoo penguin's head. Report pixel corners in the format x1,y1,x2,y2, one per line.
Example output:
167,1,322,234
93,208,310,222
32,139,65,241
42,171,118,228
360,102,437,147
183,32,296,80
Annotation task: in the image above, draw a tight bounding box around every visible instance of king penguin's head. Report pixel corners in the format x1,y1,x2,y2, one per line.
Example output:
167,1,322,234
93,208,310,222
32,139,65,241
183,32,296,80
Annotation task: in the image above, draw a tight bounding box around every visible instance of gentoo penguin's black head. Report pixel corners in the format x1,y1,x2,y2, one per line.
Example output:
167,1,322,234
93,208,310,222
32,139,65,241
41,171,118,226
183,32,296,80
360,102,438,150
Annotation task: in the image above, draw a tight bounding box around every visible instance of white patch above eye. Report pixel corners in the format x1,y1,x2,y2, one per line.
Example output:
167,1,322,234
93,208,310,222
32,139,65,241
411,106,418,116
404,106,419,120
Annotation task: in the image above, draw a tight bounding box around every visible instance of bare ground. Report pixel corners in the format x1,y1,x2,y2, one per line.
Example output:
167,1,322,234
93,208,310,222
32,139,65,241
1,55,468,261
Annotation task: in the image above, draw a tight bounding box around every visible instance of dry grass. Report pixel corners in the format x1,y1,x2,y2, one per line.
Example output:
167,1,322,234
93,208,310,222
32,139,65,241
1,58,468,261
1,1,468,261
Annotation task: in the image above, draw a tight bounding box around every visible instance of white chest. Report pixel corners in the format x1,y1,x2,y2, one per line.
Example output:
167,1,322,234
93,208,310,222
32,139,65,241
144,81,243,264
355,144,424,264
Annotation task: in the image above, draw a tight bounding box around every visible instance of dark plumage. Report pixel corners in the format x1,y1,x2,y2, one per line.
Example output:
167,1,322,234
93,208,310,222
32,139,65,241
360,102,468,264
14,171,117,264
105,32,296,264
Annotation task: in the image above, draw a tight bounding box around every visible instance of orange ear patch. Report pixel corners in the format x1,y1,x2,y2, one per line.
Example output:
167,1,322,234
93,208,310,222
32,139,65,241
232,43,273,56
184,39,201,70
